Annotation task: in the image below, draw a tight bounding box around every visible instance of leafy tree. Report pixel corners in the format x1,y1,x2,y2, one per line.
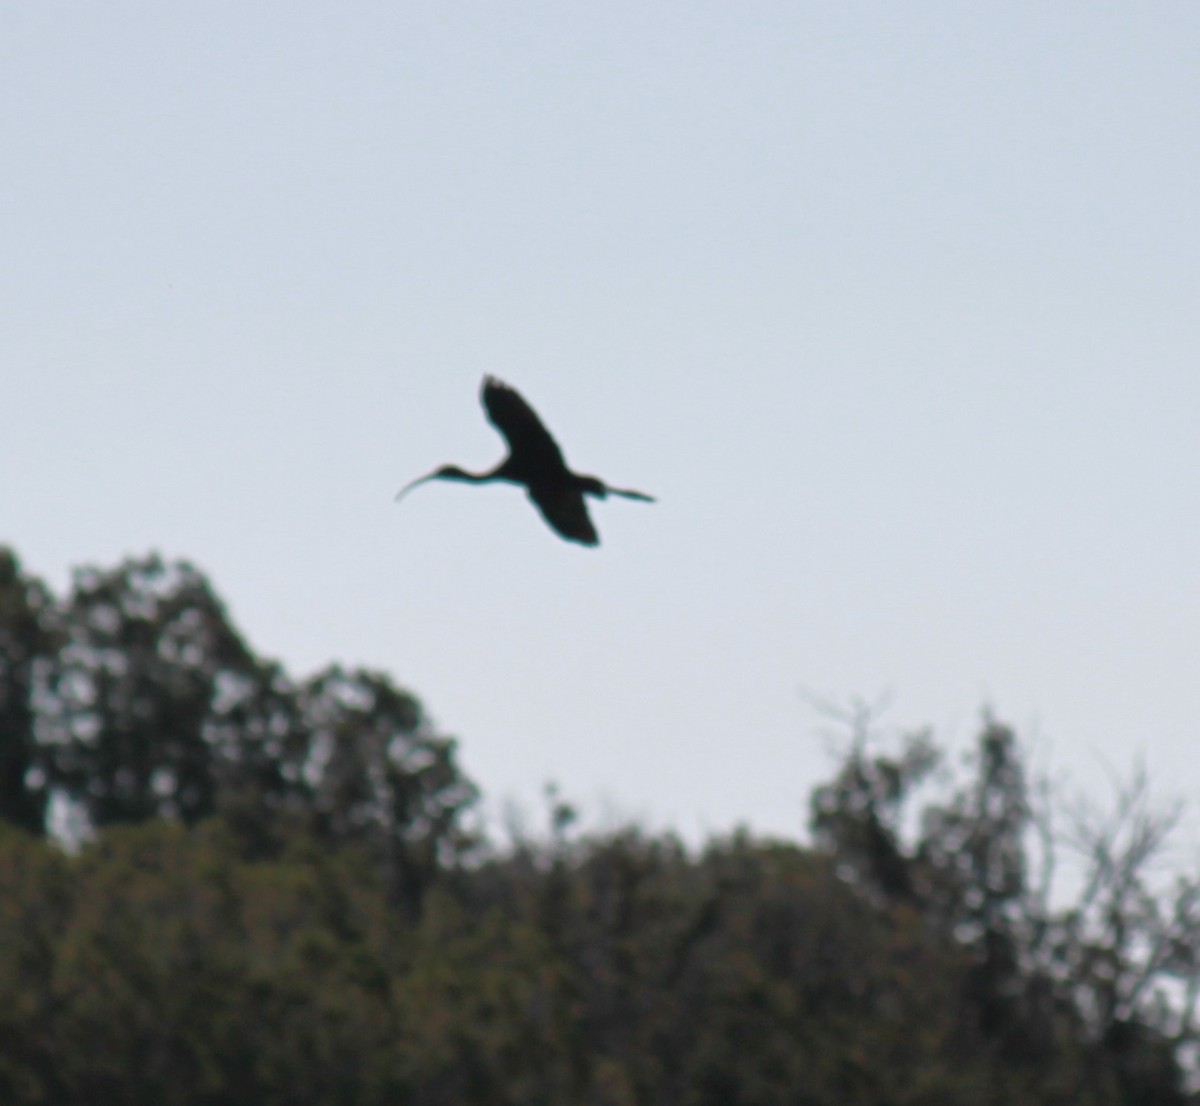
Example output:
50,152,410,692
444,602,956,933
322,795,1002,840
811,708,1200,1104
5,543,1200,1103
2,820,408,1106
41,555,258,828
0,549,59,833
1,778,1198,1105
20,551,479,905
294,665,480,910
1045,768,1200,1105
0,823,73,1101
461,824,1041,1105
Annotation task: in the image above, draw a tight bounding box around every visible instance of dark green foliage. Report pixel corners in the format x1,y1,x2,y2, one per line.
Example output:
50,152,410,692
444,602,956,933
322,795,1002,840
0,545,1197,1103
811,714,1199,1105
0,548,478,909
294,665,478,911
42,555,256,827
0,551,58,833
3,808,1193,1106
0,820,405,1106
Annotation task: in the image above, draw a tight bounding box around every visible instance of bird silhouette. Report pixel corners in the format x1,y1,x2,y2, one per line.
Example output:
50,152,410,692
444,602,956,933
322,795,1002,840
395,377,654,546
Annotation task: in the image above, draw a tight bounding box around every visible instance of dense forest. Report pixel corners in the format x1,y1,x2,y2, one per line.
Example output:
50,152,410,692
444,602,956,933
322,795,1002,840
1,545,1198,1104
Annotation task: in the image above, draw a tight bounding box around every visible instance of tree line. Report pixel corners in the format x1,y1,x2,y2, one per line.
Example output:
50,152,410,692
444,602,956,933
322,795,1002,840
0,547,476,909
1,545,1198,1104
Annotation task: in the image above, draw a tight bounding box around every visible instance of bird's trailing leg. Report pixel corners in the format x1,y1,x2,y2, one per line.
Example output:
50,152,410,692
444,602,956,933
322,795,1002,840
576,474,656,502
607,486,655,502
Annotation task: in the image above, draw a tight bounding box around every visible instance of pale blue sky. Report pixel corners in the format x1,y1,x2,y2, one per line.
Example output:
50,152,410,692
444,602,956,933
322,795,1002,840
3,4,1198,840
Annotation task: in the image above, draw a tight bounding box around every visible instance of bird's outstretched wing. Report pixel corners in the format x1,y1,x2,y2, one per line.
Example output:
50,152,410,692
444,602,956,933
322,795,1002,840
481,376,566,470
527,485,599,546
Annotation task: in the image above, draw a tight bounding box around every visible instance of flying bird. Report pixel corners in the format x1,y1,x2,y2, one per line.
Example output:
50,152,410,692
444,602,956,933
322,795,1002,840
395,377,654,546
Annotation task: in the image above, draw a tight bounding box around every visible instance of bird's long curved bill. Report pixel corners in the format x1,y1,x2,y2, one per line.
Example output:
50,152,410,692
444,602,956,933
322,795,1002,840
394,472,438,502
